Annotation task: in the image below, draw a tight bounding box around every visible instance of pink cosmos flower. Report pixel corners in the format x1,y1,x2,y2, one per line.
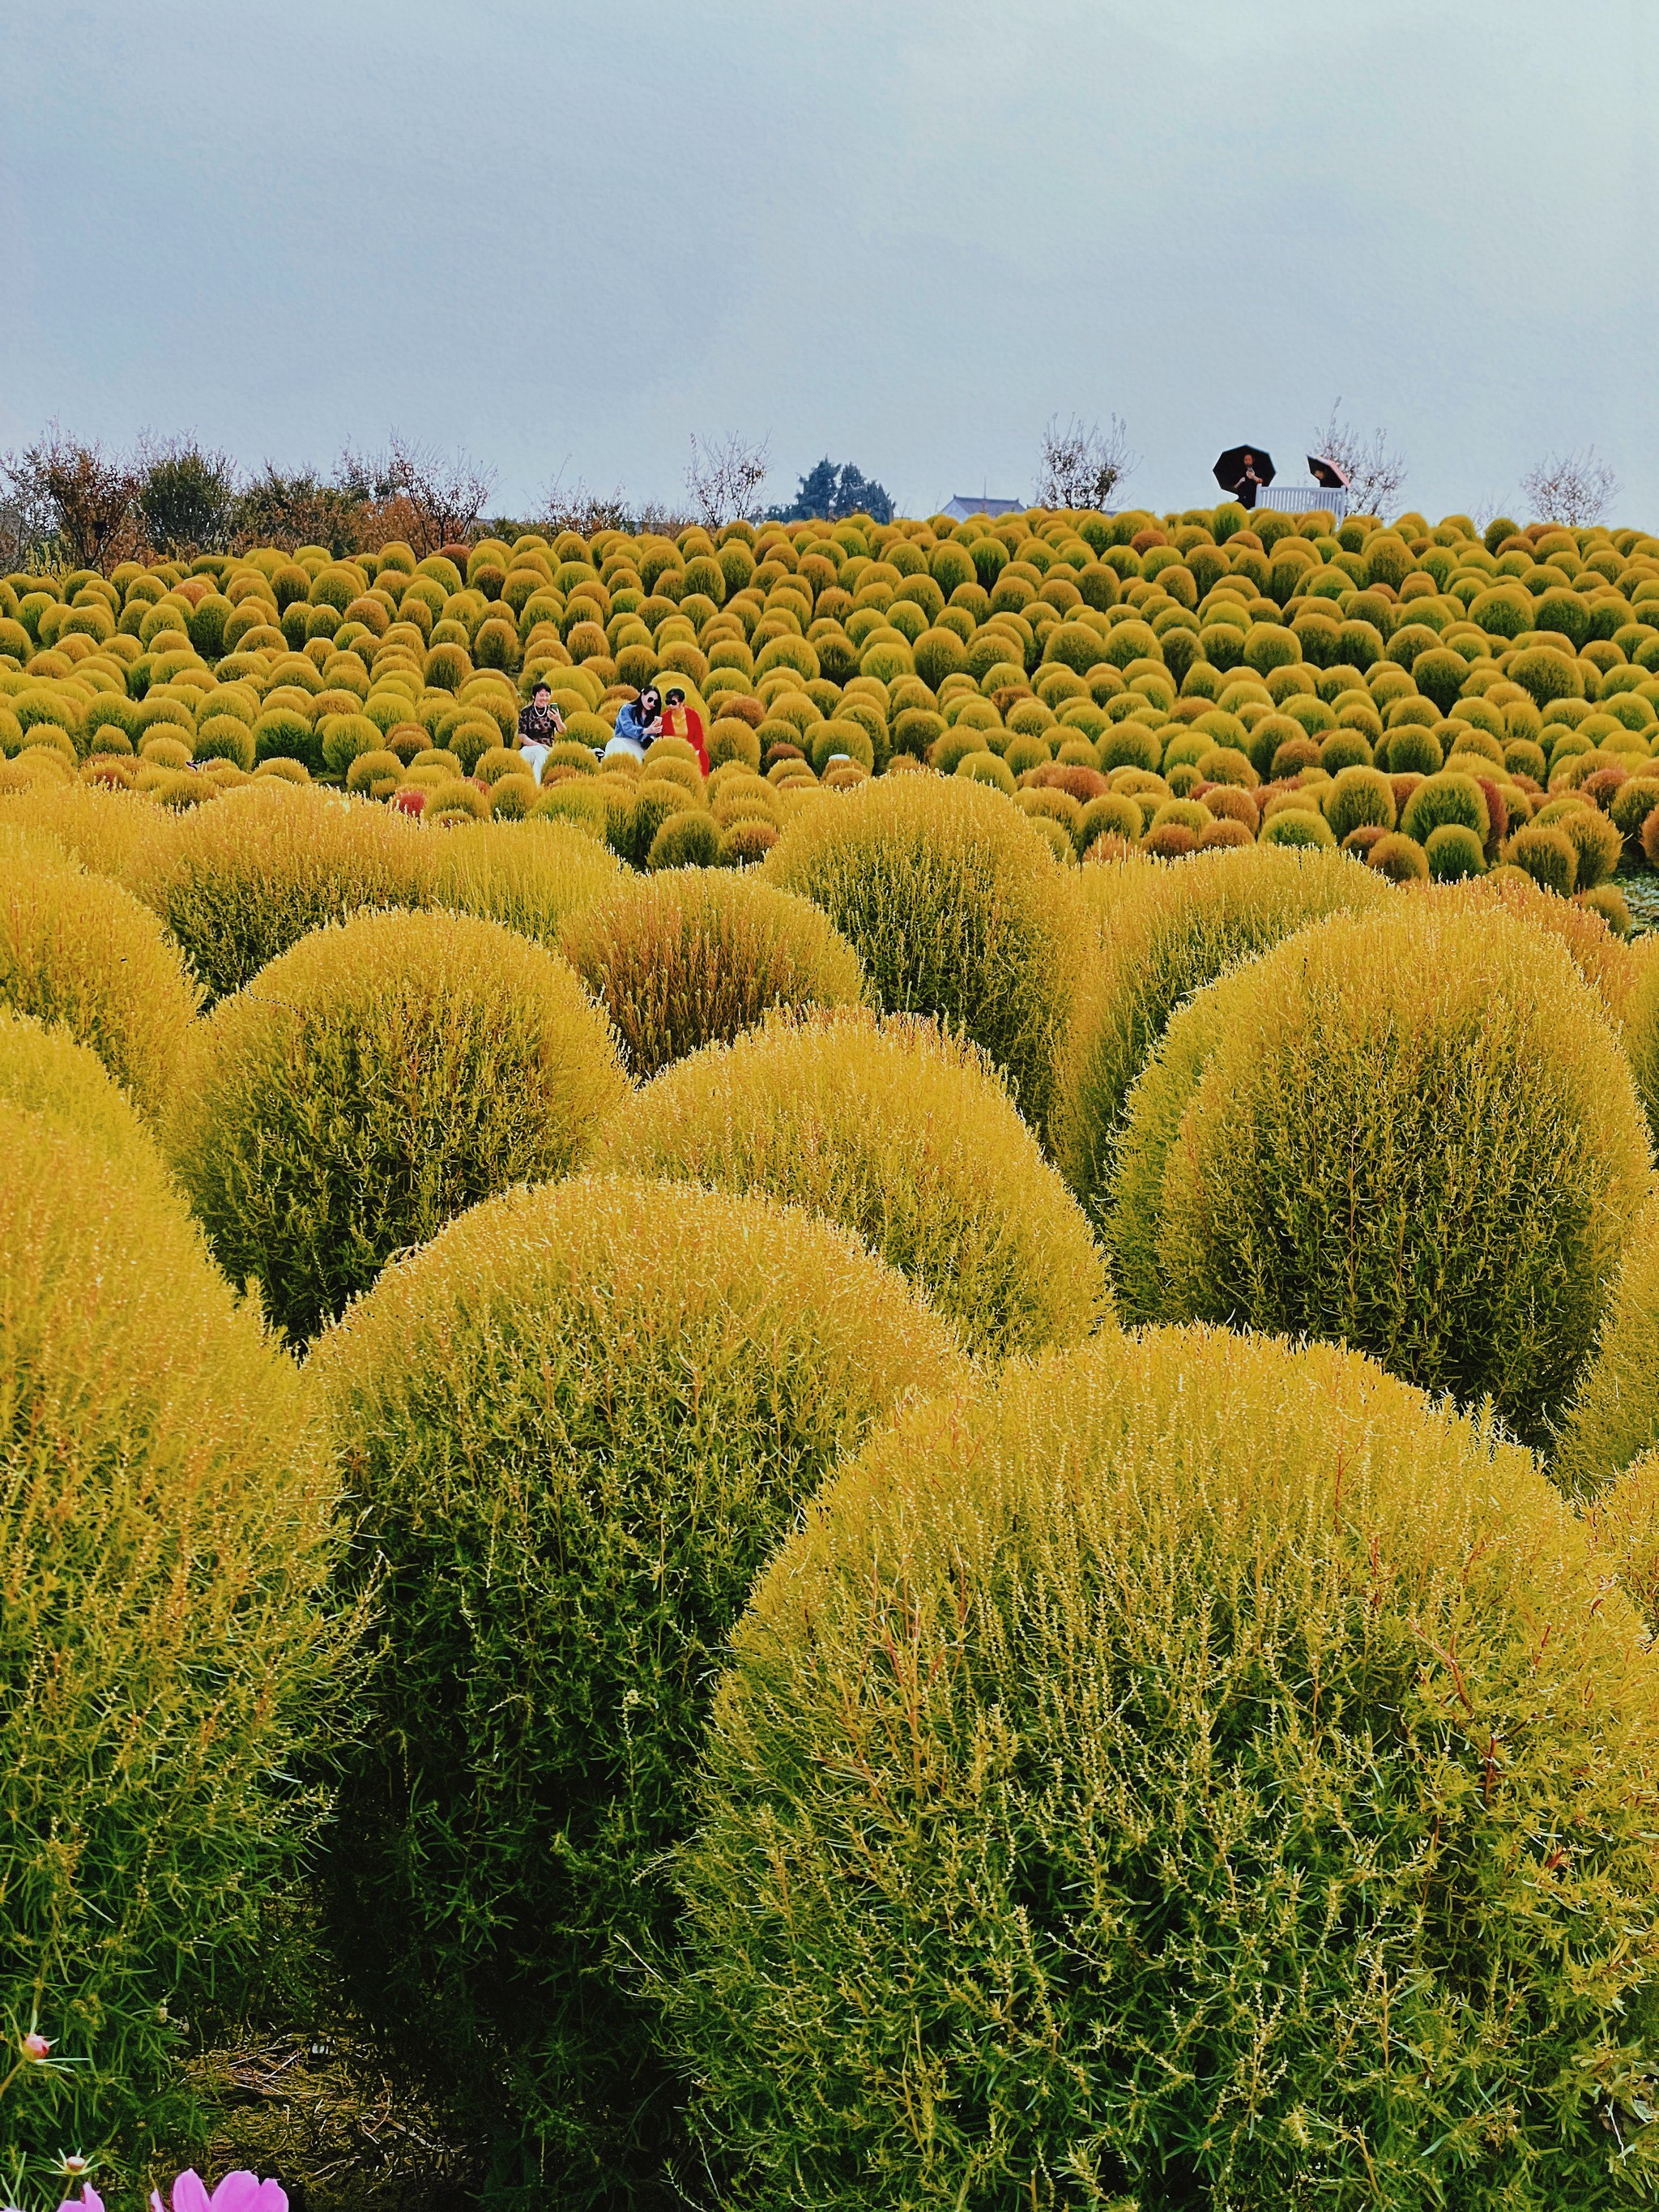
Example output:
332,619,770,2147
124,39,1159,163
151,2172,288,2212
55,2189,102,2212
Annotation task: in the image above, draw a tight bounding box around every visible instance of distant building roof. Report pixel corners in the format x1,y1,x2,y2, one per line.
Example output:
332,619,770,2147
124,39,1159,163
940,495,1023,521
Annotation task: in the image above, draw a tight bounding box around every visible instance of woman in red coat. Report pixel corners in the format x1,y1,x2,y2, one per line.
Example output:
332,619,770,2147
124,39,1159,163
659,683,709,775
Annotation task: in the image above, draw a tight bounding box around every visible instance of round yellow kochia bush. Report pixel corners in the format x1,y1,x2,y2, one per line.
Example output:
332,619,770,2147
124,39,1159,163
1429,869,1640,1027
1108,903,1653,1443
671,1327,1659,2212
0,779,181,889
0,1014,348,2187
1580,1447,1659,1633
0,835,199,1113
1554,1193,1659,1499
763,774,1080,1130
559,869,867,1078
312,1176,961,2211
170,909,627,1340
0,1005,170,1184
594,1011,1110,1357
1629,937,1659,1148
1050,844,1392,1226
424,813,622,944
141,781,430,1002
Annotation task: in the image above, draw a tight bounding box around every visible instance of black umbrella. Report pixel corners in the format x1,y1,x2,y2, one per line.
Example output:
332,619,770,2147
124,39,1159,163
1213,445,1275,508
1308,454,1350,489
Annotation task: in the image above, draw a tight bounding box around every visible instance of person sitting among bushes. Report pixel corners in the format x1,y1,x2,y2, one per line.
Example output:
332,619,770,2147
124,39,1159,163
515,680,565,782
659,683,709,775
605,685,662,762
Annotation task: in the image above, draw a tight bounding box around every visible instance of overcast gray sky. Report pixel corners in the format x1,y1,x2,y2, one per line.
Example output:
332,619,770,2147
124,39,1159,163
2,1,1654,524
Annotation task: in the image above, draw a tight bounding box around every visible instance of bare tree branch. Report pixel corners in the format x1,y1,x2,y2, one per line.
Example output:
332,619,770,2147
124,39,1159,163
232,465,368,558
1311,399,1409,517
685,433,770,530
0,443,62,571
533,467,697,539
1520,446,1618,528
0,425,146,574
539,466,637,539
333,434,496,554
360,433,497,554
1035,414,1136,510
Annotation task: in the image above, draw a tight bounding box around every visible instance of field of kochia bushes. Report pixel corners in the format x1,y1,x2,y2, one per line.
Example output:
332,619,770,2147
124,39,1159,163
6,498,1659,2212
4,497,1659,922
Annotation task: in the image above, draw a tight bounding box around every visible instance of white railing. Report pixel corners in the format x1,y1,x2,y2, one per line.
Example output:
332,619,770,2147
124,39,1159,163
1252,484,1349,523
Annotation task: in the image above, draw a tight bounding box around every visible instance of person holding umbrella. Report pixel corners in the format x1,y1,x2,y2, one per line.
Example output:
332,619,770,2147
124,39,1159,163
1213,443,1276,510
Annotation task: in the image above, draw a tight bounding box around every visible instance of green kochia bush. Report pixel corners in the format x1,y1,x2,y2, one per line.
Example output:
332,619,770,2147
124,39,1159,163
169,907,627,1340
648,808,721,871
593,1010,1111,1357
0,1013,349,2193
313,1176,960,2210
1109,902,1653,1443
764,773,1080,1130
1401,769,1489,848
1050,844,1392,1227
1426,821,1486,881
142,781,430,1002
671,1326,1659,2212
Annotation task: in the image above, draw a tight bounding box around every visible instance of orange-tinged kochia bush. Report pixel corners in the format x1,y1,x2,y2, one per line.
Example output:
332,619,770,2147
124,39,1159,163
1109,902,1653,1443
671,1326,1659,2212
0,836,199,1113
591,1010,1111,1356
1049,843,1392,1226
764,773,1080,1130
1430,869,1639,1026
168,907,628,1340
0,1013,350,2192
560,869,866,1078
313,1176,961,2211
